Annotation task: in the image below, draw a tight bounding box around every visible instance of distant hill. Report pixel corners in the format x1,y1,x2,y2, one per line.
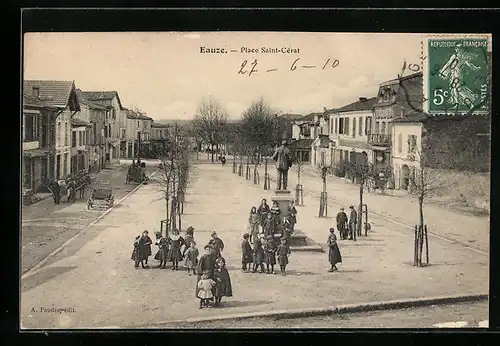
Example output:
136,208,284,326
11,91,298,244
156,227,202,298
156,119,192,125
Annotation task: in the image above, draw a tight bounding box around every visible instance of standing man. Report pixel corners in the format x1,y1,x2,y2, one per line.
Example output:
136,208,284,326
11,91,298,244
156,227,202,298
348,205,357,241
51,179,61,205
336,207,348,240
272,140,292,191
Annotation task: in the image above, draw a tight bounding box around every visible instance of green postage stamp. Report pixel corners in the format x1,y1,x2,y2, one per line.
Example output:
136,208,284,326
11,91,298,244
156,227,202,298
427,37,490,114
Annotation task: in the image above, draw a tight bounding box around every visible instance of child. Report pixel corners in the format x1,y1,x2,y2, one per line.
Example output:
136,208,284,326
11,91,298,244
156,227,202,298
248,207,260,244
270,201,281,230
141,230,153,266
213,256,233,306
263,213,275,238
287,201,297,232
241,233,253,272
131,235,144,268
167,229,185,271
154,231,169,269
277,237,291,276
184,241,199,276
257,199,270,229
327,228,342,272
263,235,277,274
197,271,217,309
183,226,195,257
252,236,265,273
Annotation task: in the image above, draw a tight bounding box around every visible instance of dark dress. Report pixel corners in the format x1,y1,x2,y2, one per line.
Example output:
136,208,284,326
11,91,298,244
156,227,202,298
195,253,217,298
270,206,281,229
241,240,253,264
167,234,185,261
287,205,297,225
143,236,153,257
252,238,265,264
214,257,233,298
327,233,342,265
277,243,291,266
132,236,149,261
208,237,225,257
264,241,277,266
131,239,140,261
257,204,271,226
154,237,169,262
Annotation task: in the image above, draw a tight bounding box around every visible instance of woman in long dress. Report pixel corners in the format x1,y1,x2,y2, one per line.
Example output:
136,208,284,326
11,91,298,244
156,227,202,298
327,228,342,272
167,229,185,271
213,256,233,306
195,245,217,302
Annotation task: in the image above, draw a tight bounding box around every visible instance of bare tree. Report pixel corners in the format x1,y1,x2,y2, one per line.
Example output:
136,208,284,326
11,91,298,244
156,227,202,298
318,164,329,217
192,97,228,163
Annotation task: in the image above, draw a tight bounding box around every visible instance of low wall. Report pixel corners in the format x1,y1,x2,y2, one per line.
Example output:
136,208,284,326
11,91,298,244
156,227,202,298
427,169,490,211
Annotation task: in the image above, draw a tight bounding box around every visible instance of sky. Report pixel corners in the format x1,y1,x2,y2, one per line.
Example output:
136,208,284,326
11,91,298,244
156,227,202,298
24,32,423,120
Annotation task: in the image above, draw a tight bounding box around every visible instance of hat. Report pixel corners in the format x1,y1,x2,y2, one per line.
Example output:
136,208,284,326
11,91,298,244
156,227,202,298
186,226,194,234
204,244,213,250
211,231,217,237
243,233,250,238
329,228,335,233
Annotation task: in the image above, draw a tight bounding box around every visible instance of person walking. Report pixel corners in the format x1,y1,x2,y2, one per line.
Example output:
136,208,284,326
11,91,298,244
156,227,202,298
348,205,357,241
336,207,348,240
327,228,342,272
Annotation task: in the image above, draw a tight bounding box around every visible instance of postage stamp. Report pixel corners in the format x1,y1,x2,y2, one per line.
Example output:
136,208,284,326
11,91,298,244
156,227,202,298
424,36,491,115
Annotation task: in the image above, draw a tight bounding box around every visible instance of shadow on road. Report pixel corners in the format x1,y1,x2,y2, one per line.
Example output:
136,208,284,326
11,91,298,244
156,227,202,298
22,266,77,293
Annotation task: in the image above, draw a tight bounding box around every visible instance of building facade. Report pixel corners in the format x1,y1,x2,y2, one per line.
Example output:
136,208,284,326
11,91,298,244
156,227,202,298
76,90,124,164
151,122,171,156
328,97,376,173
70,116,91,175
370,72,423,183
23,80,80,191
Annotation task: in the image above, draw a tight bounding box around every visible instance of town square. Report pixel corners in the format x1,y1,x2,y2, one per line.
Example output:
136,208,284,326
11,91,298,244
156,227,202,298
21,32,490,329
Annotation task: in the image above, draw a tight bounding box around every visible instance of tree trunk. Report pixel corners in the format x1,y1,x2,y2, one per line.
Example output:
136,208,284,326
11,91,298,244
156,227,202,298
211,144,215,162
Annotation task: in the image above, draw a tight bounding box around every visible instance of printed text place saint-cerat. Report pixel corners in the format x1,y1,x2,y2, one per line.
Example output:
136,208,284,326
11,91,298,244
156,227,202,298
199,47,300,54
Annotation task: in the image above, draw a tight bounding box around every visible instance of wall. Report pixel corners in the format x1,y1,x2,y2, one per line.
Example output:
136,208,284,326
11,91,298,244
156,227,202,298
55,110,72,179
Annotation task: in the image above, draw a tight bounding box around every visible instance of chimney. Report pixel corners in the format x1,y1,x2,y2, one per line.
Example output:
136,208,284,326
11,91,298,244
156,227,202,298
359,97,367,102
32,87,40,99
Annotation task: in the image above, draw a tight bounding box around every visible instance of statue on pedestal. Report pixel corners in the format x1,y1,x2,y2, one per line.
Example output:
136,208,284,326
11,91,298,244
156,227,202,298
272,140,293,191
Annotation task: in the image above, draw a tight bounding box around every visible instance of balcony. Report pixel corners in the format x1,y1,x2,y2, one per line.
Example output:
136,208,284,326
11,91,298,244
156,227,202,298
369,133,392,147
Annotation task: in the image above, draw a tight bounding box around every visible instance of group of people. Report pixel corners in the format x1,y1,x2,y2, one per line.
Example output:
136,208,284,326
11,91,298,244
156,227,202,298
49,171,90,205
248,198,297,242
241,233,291,275
335,206,358,241
131,227,233,309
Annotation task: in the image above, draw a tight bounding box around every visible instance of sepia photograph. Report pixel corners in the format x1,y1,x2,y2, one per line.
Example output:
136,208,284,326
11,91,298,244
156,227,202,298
20,31,491,329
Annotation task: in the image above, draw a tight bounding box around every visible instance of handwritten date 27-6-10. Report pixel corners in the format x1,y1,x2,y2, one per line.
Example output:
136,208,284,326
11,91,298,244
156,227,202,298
238,58,340,76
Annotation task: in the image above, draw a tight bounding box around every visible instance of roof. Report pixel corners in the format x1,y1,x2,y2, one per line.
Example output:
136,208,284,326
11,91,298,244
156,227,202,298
335,97,377,113
301,112,323,121
289,138,314,149
126,111,153,120
23,80,80,111
392,111,429,123
152,122,169,128
77,96,109,111
77,89,123,110
71,115,91,127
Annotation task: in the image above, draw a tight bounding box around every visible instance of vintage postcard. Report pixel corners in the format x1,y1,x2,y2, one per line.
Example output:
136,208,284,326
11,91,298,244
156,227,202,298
21,32,491,329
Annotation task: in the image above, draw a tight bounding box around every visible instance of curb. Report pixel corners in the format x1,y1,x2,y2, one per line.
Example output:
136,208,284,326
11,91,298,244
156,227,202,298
143,293,488,327
21,169,159,280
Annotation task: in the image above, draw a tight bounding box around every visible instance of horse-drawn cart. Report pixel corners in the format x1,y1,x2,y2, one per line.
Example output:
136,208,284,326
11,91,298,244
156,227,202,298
126,161,148,184
87,185,115,210
365,173,388,194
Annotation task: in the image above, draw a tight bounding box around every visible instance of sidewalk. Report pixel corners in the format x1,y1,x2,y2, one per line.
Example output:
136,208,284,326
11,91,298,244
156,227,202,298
21,164,156,274
20,163,488,328
288,164,490,253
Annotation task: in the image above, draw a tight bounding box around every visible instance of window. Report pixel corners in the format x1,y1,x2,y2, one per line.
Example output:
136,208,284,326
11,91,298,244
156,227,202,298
334,118,338,134
57,122,62,146
352,118,356,138
365,116,372,135
79,132,83,146
381,122,386,135
65,122,69,146
408,135,417,154
359,117,363,136
398,133,402,153
24,113,38,141
93,124,97,144
108,124,112,138
104,126,108,138
137,121,140,127
338,118,343,134
72,131,77,147
375,121,379,134
344,118,350,135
